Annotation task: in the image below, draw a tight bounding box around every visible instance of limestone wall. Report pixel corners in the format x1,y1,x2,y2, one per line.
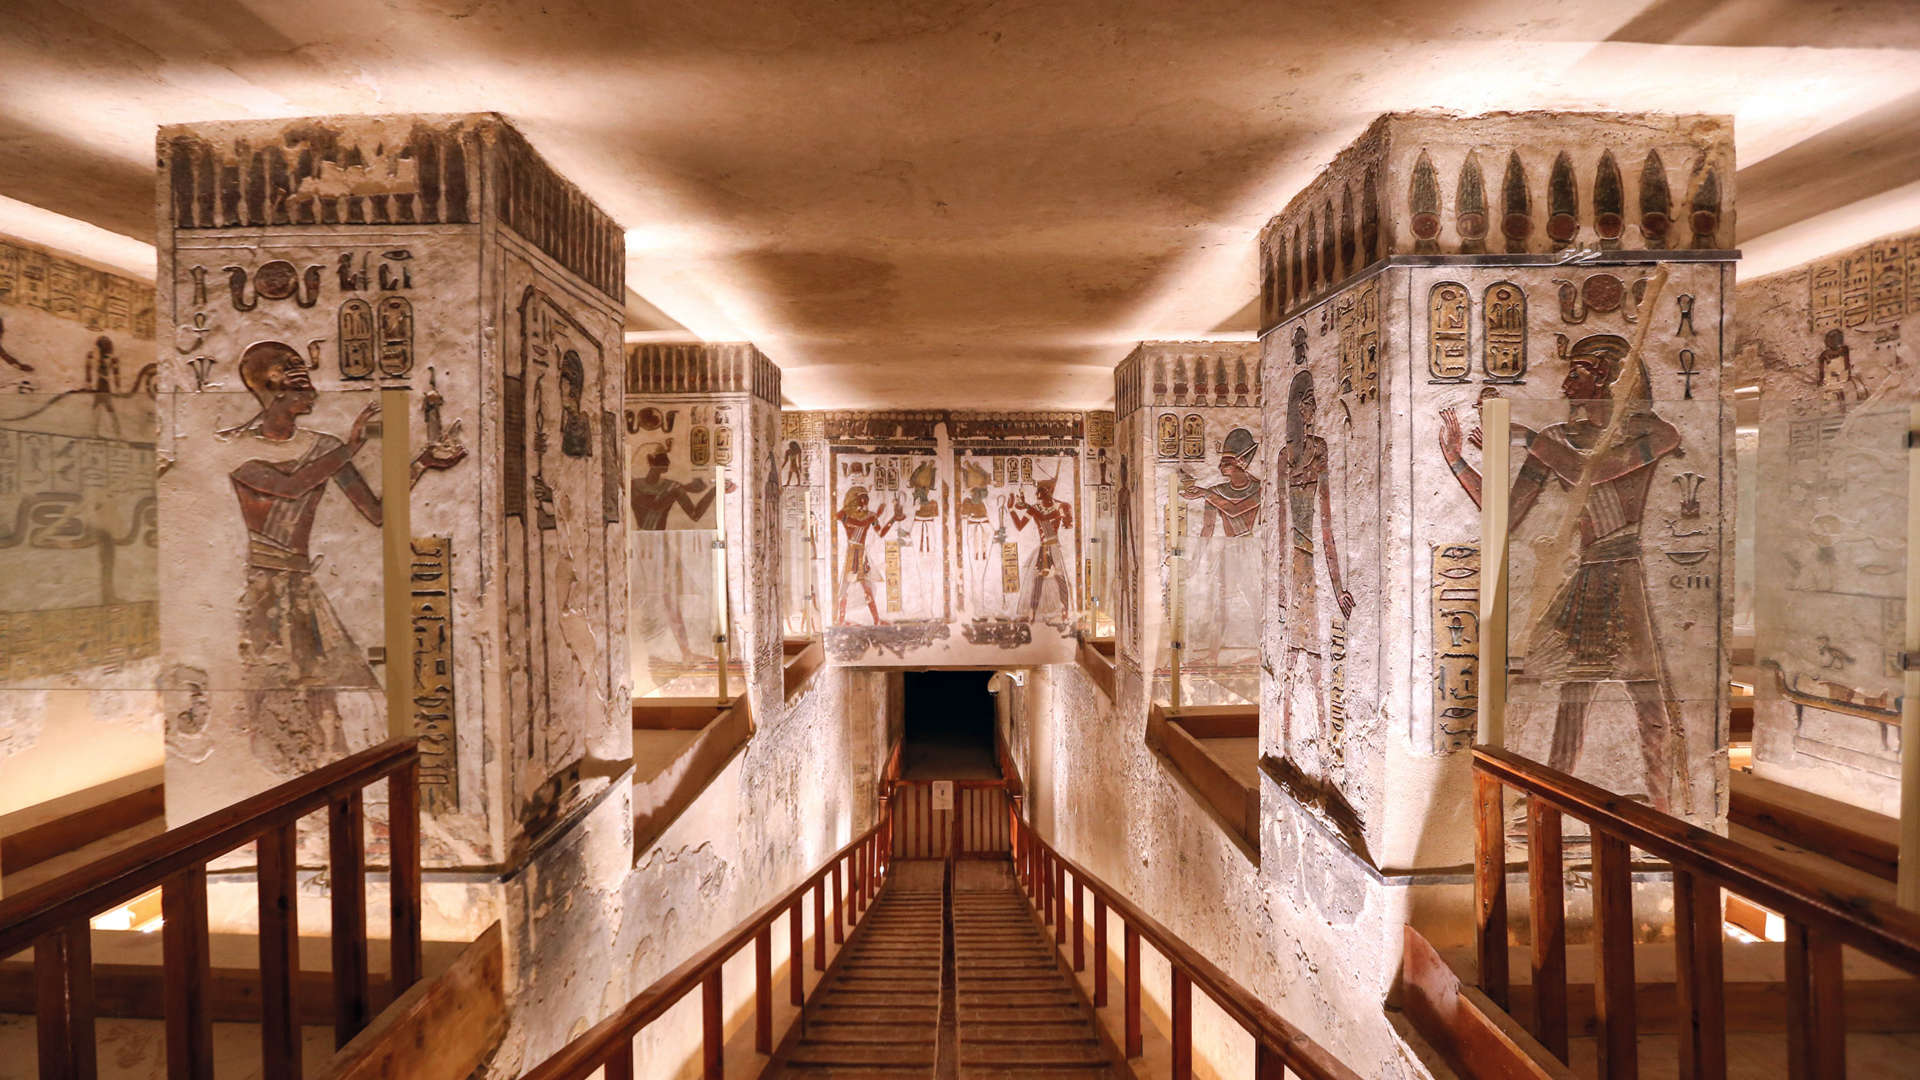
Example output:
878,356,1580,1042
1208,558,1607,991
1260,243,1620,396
1735,226,1920,816
495,664,893,1073
0,234,160,816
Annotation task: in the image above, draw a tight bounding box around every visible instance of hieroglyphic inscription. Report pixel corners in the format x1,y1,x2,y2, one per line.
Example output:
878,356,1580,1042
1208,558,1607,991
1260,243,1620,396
1427,282,1470,382
0,603,158,681
1483,282,1527,382
1337,279,1380,403
1431,544,1480,753
409,536,458,812
0,238,156,338
884,539,903,613
1328,617,1349,760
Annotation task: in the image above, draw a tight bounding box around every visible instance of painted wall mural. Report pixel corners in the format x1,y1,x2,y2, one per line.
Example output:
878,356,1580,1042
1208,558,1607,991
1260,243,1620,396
776,410,1096,666
1737,226,1920,816
1413,260,1730,829
0,234,162,814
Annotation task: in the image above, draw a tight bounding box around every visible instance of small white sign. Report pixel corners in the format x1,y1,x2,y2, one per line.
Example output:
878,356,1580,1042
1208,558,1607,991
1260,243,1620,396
931,781,954,812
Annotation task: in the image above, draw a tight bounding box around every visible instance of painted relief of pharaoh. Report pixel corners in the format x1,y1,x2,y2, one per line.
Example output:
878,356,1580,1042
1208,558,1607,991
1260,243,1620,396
222,341,462,776
1179,427,1260,666
1438,333,1690,813
835,485,899,625
1279,371,1353,732
629,438,721,665
1008,471,1074,627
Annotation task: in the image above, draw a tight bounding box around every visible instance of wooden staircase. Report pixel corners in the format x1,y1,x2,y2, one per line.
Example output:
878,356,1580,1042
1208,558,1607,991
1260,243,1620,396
764,881,943,1077
952,869,1119,1078
761,860,1124,1078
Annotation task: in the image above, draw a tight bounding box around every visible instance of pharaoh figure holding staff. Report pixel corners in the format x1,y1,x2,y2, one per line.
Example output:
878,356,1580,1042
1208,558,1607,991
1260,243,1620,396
835,486,899,625
1009,469,1075,626
1438,291,1693,814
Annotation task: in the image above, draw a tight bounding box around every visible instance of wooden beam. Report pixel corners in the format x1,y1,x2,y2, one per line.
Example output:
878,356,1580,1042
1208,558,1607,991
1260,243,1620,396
631,700,730,730
1398,925,1576,1080
1592,833,1638,1079
1729,770,1898,882
1527,800,1568,1061
1148,705,1258,852
161,868,214,1080
313,923,506,1080
1508,977,1920,1035
1673,870,1727,1080
1475,770,1510,1010
0,782,164,875
632,696,754,856
1077,637,1117,701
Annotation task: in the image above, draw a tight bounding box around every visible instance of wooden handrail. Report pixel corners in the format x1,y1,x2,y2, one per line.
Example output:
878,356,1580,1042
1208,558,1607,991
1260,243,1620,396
1473,744,1920,1079
1010,812,1361,1080
521,811,891,1079
0,738,418,958
2,737,423,1079
1474,745,1920,974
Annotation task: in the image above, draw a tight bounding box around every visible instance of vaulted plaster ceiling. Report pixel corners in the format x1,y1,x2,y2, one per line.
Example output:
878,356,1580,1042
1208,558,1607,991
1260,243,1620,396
2,1,1917,407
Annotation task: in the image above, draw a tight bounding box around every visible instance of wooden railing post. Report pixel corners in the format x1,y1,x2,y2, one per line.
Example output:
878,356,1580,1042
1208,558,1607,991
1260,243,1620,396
1045,849,1054,918
1592,832,1637,1080
329,789,371,1047
604,1042,635,1080
702,967,723,1080
1093,893,1109,1007
257,823,302,1079
754,926,772,1053
1072,877,1085,971
813,878,827,971
1123,920,1142,1057
1054,859,1067,944
35,920,97,1080
390,758,423,994
1785,921,1845,1080
1172,965,1193,1080
162,866,214,1080
1674,869,1727,1080
789,898,805,1006
832,859,845,944
1526,799,1567,1061
1255,1043,1286,1080
850,844,863,919
1473,769,1509,1010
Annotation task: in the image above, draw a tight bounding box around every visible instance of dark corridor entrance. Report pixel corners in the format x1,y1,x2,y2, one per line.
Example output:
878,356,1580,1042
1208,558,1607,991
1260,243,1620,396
900,670,1001,780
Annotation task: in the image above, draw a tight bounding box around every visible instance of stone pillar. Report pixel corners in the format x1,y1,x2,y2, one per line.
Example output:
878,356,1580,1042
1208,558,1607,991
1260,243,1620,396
1111,341,1264,708
623,343,784,717
155,114,630,960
